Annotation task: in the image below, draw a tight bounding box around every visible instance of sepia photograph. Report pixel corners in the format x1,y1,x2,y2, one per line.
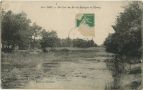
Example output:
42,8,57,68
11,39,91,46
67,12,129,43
1,1,143,90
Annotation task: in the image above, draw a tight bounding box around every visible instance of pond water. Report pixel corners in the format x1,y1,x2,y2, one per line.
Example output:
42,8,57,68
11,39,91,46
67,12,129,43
1,48,142,90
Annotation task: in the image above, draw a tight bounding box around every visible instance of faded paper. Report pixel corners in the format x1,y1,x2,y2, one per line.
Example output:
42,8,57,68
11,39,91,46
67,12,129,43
1,1,143,90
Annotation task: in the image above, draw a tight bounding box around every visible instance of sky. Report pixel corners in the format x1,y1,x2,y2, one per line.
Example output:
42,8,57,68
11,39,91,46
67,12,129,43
3,1,130,45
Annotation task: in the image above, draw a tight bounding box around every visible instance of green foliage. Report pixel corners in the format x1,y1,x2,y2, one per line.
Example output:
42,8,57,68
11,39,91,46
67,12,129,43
1,10,42,51
60,38,73,47
104,2,142,56
2,11,32,51
73,38,96,48
40,30,59,51
57,38,97,48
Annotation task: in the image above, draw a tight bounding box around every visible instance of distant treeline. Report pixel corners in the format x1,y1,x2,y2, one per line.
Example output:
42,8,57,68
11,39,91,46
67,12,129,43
104,2,142,56
1,10,97,52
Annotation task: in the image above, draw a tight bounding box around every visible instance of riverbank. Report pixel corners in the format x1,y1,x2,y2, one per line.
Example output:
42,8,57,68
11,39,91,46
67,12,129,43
105,55,142,90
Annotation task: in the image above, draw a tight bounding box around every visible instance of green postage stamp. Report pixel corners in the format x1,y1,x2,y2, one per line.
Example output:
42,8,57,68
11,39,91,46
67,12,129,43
76,13,95,36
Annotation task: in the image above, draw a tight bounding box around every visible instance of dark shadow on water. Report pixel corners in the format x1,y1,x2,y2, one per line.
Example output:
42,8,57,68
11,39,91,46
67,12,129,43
105,55,142,90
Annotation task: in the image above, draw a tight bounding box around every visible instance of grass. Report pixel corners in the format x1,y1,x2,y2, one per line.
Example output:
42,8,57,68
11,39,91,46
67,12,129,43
2,51,53,88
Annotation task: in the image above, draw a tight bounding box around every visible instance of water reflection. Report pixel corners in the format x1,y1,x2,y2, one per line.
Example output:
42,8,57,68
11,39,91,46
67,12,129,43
105,56,142,90
2,51,142,89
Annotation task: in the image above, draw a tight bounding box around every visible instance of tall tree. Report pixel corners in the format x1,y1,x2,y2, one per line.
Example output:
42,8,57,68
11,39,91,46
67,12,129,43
1,10,43,51
104,2,142,56
2,11,32,50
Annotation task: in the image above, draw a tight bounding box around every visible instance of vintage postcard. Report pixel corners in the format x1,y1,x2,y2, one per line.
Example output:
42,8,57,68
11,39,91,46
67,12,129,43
1,1,143,90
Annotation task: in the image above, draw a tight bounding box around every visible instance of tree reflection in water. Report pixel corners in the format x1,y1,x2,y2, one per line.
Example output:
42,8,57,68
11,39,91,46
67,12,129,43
105,55,142,90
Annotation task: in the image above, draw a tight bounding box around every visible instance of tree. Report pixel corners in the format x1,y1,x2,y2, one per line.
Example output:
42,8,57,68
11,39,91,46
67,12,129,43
60,38,72,47
30,23,42,49
1,10,43,52
104,2,142,56
87,40,97,47
2,10,32,51
40,30,59,52
72,38,96,48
